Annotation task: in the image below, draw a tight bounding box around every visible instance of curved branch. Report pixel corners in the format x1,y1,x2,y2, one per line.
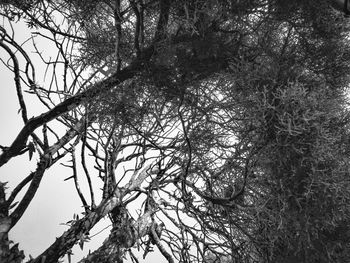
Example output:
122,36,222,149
151,223,174,263
178,93,192,198
0,0,172,167
0,39,28,123
81,118,95,208
9,156,49,228
77,210,154,263
130,0,141,57
28,194,122,263
6,173,34,207
71,147,89,211
114,0,122,72
0,56,145,167
9,119,86,228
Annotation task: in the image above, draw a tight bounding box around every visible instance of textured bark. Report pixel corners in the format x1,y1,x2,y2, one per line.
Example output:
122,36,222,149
78,211,153,263
28,195,121,263
28,164,159,263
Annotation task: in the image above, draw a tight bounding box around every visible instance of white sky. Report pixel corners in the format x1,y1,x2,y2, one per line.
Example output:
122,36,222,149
0,19,167,263
0,20,107,262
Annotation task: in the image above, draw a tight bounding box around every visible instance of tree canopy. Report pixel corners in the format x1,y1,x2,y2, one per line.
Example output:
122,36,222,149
1,0,350,262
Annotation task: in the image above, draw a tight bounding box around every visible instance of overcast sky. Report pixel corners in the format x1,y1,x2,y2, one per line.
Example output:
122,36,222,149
0,19,166,263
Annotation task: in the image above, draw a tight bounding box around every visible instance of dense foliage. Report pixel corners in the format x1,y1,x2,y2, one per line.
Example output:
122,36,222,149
1,0,350,262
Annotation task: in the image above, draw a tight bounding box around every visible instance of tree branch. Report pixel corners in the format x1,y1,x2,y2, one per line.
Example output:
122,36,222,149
151,222,174,263
71,147,89,211
0,40,28,123
154,0,171,43
0,0,172,167
9,119,86,228
28,193,122,263
0,53,149,167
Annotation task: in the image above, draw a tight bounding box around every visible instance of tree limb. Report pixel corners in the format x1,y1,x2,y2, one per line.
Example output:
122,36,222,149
9,119,86,228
